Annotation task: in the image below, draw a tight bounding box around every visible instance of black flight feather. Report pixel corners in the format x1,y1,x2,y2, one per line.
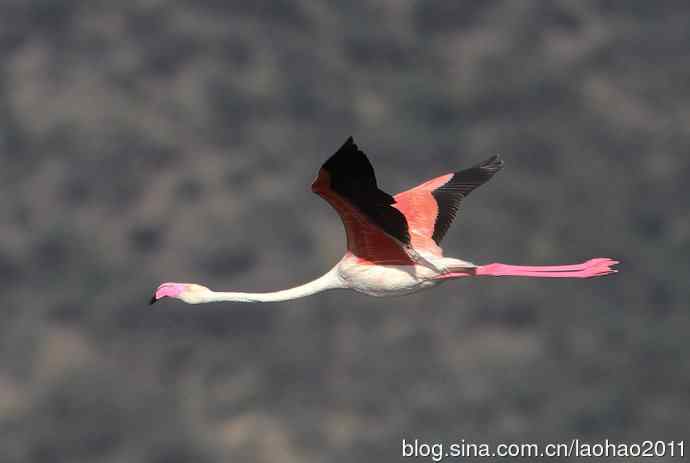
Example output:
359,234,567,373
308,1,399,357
431,155,504,244
321,137,410,244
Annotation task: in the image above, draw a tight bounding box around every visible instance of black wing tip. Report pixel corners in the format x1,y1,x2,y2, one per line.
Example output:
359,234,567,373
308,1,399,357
323,135,373,178
446,154,504,184
328,136,359,161
337,136,356,152
479,154,504,172
149,295,157,305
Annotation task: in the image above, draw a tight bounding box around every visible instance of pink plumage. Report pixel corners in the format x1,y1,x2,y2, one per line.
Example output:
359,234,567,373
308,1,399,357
151,137,618,305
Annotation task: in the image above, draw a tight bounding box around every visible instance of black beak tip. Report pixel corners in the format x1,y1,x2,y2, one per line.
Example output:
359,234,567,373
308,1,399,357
149,295,157,305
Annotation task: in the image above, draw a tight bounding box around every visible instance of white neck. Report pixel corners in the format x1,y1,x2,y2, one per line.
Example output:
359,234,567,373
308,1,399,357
202,267,343,303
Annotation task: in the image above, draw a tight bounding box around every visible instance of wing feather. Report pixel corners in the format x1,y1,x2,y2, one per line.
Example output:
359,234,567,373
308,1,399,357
394,155,504,246
312,137,413,265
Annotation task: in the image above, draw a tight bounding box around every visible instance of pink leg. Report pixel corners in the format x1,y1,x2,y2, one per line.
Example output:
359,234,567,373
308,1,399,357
474,258,619,279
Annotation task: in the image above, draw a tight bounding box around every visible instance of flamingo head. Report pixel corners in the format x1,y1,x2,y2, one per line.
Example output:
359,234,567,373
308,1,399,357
150,282,211,305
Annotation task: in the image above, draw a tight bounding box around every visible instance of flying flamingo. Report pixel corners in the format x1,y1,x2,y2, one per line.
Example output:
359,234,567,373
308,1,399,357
150,137,618,304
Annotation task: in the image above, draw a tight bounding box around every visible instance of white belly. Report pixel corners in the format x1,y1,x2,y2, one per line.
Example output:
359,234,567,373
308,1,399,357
336,258,441,297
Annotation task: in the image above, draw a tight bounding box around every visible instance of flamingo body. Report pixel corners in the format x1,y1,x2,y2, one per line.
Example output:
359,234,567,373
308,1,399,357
151,137,618,305
336,256,473,297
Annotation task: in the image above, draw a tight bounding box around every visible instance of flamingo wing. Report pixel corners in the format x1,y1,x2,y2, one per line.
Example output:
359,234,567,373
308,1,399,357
312,137,414,265
394,155,504,247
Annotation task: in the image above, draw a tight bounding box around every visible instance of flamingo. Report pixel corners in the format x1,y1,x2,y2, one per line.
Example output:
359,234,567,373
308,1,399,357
150,137,618,305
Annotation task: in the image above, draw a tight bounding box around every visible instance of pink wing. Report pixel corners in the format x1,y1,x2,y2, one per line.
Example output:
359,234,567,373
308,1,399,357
312,138,414,266
394,155,504,254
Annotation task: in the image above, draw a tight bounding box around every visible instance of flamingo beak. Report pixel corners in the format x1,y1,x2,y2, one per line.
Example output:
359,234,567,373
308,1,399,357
150,283,186,305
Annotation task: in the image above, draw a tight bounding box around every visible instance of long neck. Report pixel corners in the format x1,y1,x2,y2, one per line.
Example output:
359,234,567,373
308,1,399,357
204,268,343,303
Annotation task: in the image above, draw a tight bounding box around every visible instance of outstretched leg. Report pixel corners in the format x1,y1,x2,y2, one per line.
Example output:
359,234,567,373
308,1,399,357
475,258,618,278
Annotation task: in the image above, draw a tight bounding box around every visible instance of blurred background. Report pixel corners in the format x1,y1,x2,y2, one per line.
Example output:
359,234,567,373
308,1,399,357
1,1,688,462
